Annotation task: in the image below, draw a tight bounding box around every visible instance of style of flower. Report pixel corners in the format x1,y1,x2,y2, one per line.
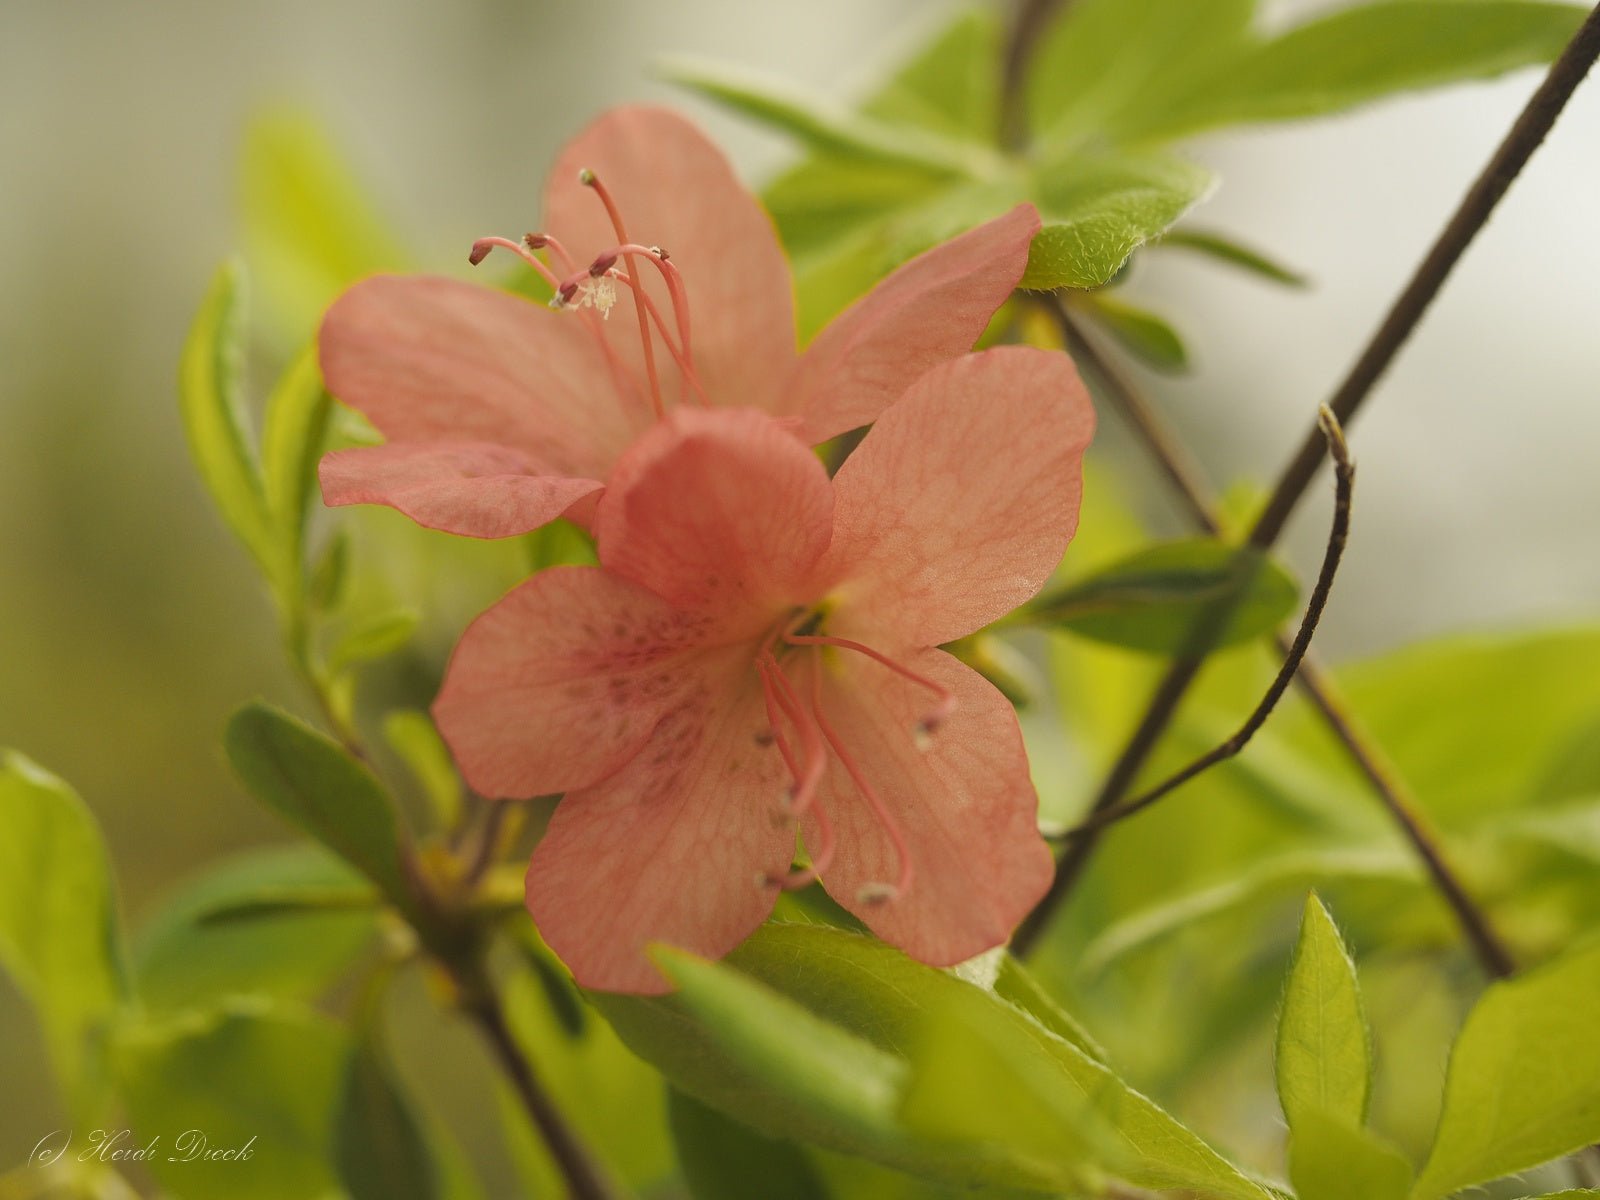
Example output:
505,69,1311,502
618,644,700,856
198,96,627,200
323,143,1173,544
316,105,1039,537
433,347,1095,993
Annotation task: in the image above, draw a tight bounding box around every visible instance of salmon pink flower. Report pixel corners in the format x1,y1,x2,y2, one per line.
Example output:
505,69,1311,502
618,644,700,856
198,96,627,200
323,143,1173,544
316,105,1039,537
433,346,1095,993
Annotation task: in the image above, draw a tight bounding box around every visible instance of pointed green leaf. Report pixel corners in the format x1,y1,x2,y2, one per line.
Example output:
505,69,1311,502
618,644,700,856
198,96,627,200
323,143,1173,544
327,607,420,673
1023,154,1214,290
383,710,463,832
114,1002,346,1200
1288,1108,1413,1200
859,8,1003,143
662,59,985,176
1277,895,1372,1131
224,702,413,914
180,261,274,573
1159,228,1309,287
1027,538,1299,655
260,343,331,572
0,752,128,1110
668,1088,829,1200
1080,293,1189,372
1412,941,1600,1199
134,845,378,1009
1130,1,1589,141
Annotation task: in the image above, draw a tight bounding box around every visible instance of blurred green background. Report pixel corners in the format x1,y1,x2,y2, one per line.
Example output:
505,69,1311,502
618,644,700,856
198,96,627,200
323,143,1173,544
3,0,1597,1189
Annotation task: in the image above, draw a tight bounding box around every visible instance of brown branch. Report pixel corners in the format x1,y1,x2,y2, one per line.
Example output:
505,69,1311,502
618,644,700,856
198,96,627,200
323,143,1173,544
1055,409,1353,839
1007,5,1600,968
1000,0,1067,148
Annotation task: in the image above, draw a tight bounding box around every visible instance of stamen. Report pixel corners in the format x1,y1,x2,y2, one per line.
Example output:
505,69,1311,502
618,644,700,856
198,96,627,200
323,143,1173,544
579,168,665,418
759,652,824,818
468,236,561,291
585,241,698,396
755,654,835,891
785,634,956,744
808,654,914,904
526,232,579,274
611,271,710,405
767,798,836,891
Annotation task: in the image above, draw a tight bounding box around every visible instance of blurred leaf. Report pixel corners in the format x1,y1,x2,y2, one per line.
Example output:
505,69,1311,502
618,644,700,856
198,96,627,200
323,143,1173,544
859,8,1002,143
336,1028,443,1200
520,517,598,574
1412,940,1600,1198
0,752,128,1113
240,109,408,338
1535,713,1600,802
383,710,463,832
134,844,379,1009
1079,293,1189,372
1277,895,1371,1130
1026,0,1255,150
668,1088,829,1200
259,344,332,574
1023,153,1214,290
327,607,421,673
115,1001,345,1200
1128,1,1590,142
1159,228,1309,287
180,260,275,575
663,59,983,176
764,155,954,261
224,702,414,915
1512,1193,1600,1198
1287,1108,1413,1200
309,528,352,611
1026,538,1298,655
196,884,381,924
992,954,1107,1063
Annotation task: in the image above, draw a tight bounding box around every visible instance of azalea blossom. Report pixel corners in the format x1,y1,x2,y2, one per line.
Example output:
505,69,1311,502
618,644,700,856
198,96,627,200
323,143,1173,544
316,105,1039,537
433,347,1095,993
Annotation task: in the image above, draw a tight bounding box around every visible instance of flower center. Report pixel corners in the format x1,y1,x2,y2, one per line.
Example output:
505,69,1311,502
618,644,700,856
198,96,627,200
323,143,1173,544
752,609,957,907
469,170,706,421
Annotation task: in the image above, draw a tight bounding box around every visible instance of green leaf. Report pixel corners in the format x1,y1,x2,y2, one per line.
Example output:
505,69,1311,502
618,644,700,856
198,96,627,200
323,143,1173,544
1277,895,1372,1131
308,528,352,611
259,344,331,574
336,1029,443,1200
1412,940,1600,1199
668,1088,829,1200
1025,0,1255,150
858,8,1003,144
383,710,463,832
0,752,128,1111
1079,293,1189,372
224,702,414,914
114,1002,346,1200
992,953,1107,1064
240,108,408,338
1022,153,1214,290
1288,1108,1413,1200
180,260,274,574
1027,538,1299,655
134,844,379,1009
663,59,985,176
1158,228,1309,287
1130,1,1589,141
327,607,421,673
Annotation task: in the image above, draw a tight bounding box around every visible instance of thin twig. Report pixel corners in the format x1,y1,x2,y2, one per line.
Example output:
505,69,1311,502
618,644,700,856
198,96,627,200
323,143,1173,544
1056,409,1353,838
458,966,619,1200
1000,0,1066,147
1014,10,1600,968
1040,302,1514,976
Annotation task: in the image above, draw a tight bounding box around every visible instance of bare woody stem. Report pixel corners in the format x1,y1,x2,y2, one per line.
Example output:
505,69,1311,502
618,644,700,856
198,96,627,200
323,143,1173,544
1016,7,1600,966
1056,408,1354,839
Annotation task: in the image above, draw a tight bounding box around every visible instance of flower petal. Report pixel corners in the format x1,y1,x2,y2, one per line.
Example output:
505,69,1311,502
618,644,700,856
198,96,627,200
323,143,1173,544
785,204,1041,443
824,346,1095,648
525,650,795,994
319,274,645,475
801,648,1052,965
543,106,797,414
433,566,721,798
597,408,834,626
319,442,602,538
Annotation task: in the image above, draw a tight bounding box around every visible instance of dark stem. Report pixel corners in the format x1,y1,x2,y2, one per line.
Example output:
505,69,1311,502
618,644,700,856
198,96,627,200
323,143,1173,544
458,965,618,1200
1013,12,1600,968
1055,409,1353,838
999,0,1066,148
1247,3,1600,550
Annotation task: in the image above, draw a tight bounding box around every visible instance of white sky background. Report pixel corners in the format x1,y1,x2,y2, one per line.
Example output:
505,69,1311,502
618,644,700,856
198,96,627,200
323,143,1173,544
1,0,1596,660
